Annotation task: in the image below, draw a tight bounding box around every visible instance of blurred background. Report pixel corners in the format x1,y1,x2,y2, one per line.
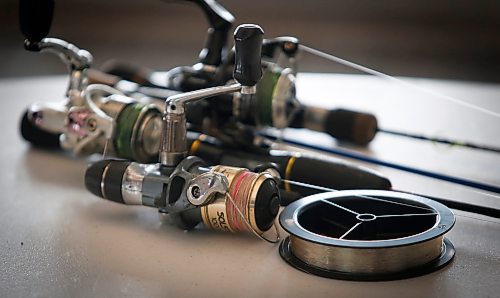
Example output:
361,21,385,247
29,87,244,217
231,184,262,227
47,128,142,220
1,0,499,82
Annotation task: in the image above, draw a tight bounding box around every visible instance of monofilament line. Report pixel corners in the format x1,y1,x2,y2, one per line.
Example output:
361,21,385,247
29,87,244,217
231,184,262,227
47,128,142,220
299,44,500,120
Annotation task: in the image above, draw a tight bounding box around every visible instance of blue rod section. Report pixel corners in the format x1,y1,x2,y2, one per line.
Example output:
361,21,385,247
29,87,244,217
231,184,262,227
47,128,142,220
266,134,500,194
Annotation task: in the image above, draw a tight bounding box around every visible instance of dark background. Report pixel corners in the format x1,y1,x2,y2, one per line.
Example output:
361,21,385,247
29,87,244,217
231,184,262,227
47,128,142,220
1,0,499,82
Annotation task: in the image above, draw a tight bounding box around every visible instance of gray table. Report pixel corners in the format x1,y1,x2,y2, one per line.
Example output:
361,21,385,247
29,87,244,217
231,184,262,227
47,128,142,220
1,74,499,297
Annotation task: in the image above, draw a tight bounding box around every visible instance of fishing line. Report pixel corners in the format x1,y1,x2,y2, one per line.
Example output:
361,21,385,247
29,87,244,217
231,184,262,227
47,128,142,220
378,128,500,154
299,44,500,120
454,213,500,225
102,138,110,158
470,189,500,200
283,179,433,211
282,178,500,219
226,191,280,243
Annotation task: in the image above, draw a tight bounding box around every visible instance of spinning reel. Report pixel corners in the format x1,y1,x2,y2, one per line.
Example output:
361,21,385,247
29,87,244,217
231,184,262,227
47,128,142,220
19,0,165,162
95,0,378,146
86,24,281,241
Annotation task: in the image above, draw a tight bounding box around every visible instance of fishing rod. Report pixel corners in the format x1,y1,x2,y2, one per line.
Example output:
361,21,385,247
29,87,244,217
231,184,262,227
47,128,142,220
92,1,500,156
22,0,496,210
62,3,497,281
94,59,500,155
91,0,380,146
378,128,500,154
251,42,500,194
263,132,500,195
15,0,499,285
18,0,392,197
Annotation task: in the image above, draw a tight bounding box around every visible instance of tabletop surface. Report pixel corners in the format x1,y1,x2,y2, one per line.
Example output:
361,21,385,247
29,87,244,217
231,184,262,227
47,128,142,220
0,74,499,297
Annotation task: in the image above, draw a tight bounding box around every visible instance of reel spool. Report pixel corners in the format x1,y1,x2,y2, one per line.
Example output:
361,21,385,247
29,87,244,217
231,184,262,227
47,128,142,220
234,65,297,129
199,166,280,234
279,190,455,281
113,103,162,162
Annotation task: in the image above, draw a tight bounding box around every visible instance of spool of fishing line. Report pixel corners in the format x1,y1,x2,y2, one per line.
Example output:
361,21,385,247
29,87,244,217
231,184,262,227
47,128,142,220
279,190,455,281
200,166,281,237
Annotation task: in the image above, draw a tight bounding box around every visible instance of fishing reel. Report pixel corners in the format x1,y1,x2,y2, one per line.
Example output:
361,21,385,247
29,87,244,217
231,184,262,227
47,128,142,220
86,157,280,237
86,24,281,239
233,62,378,145
21,83,162,162
19,0,165,162
100,46,378,146
95,0,377,145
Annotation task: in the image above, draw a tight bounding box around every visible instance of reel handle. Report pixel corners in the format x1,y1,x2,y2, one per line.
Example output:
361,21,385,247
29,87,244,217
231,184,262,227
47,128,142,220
233,24,264,88
19,0,54,42
19,0,54,44
19,0,92,72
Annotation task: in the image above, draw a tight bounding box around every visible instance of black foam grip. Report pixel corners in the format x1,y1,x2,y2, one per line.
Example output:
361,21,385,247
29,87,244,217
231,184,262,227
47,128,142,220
233,24,263,86
20,110,61,148
324,109,378,145
85,159,113,198
286,156,392,196
188,137,225,164
19,0,54,42
187,133,391,196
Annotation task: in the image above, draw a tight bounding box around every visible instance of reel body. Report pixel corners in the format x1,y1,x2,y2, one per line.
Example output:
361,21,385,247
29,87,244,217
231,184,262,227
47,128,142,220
85,157,280,234
22,92,162,163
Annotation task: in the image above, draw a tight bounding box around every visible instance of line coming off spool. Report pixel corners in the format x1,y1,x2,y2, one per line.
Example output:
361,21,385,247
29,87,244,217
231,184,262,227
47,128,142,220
279,190,455,281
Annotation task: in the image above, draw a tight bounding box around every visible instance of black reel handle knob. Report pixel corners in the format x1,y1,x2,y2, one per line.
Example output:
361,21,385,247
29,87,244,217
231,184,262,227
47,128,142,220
19,0,54,42
233,24,264,87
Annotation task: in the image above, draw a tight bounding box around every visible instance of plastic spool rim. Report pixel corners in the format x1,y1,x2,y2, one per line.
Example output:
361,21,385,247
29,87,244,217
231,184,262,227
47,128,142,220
279,190,456,281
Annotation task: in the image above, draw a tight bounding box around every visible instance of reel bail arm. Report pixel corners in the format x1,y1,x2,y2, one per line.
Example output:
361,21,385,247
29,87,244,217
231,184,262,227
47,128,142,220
187,0,235,67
